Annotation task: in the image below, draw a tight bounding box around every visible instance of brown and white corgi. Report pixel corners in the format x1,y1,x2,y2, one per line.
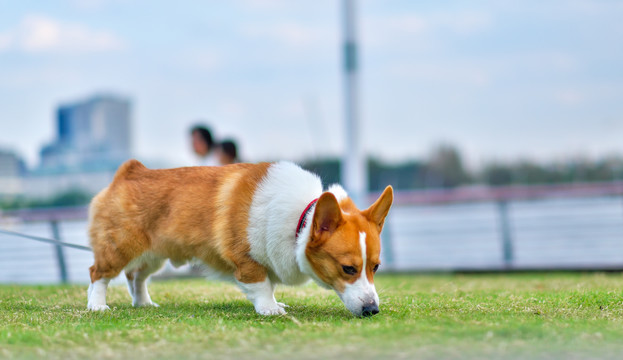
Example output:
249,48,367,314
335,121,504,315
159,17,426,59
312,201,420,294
87,160,393,317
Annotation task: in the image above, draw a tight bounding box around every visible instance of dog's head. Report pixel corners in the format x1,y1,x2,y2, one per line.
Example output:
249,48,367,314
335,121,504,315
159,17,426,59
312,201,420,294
303,185,393,317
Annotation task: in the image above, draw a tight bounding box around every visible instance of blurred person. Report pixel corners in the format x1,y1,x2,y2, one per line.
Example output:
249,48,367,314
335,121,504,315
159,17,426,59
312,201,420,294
217,139,238,165
190,124,218,166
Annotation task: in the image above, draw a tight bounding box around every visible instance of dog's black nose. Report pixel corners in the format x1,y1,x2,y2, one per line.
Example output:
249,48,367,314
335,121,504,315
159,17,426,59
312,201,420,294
361,304,379,317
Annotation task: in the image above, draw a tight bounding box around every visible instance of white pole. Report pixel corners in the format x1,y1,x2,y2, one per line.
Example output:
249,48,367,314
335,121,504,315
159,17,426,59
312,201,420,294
342,0,367,206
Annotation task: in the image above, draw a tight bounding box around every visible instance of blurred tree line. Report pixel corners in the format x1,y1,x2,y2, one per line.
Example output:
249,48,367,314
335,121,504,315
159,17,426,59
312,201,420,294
302,144,623,191
3,146,623,209
0,189,91,210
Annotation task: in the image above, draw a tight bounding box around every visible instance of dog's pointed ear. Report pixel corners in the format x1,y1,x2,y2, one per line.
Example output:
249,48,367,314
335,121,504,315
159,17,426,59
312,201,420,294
311,192,344,243
363,186,394,230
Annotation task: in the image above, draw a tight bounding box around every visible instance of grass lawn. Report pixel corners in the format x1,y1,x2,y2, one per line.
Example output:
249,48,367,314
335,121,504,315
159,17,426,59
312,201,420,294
1,272,623,359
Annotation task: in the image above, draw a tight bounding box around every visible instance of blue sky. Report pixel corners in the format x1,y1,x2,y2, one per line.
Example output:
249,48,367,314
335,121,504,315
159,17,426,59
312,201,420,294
0,0,622,168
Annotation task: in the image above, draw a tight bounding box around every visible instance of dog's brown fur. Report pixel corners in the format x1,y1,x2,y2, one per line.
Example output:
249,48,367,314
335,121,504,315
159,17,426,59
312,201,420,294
88,160,272,285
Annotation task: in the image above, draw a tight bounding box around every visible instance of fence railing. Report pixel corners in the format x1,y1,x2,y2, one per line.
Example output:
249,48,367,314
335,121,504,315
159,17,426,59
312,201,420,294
2,181,623,284
375,181,623,205
372,181,623,271
0,206,90,284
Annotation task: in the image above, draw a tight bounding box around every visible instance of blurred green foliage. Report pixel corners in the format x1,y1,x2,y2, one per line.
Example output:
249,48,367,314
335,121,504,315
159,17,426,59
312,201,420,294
0,189,91,210
302,145,623,191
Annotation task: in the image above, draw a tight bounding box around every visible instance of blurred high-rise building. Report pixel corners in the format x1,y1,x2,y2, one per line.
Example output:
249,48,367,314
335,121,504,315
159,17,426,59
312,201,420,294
0,149,25,196
0,149,26,178
39,94,132,172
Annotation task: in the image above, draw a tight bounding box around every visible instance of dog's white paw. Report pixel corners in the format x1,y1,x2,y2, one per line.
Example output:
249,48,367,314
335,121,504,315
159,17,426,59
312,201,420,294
87,304,110,312
277,302,290,309
255,303,287,316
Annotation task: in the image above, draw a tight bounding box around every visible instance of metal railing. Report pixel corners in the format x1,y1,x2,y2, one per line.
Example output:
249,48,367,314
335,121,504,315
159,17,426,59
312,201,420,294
2,181,623,284
0,206,90,284
373,181,623,271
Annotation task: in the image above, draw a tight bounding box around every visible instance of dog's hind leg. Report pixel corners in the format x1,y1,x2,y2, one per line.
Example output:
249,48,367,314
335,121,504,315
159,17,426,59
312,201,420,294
125,270,135,299
126,255,166,307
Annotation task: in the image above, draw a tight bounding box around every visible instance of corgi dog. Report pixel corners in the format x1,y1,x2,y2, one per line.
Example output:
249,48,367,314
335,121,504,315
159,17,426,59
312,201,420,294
87,160,393,317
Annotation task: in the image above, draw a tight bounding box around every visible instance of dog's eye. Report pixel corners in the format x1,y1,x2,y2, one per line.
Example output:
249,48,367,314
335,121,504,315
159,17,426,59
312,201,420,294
342,265,357,275
373,264,380,273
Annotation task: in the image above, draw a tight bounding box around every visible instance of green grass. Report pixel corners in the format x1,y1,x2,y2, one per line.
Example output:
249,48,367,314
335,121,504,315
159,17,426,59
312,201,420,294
1,273,623,359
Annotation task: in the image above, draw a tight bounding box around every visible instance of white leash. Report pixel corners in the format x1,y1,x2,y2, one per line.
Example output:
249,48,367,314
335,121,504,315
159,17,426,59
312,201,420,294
0,228,92,252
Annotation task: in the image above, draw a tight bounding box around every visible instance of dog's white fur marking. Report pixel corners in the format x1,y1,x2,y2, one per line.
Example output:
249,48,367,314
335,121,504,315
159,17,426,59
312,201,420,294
360,231,367,266
247,162,323,286
87,278,111,311
337,232,379,316
327,184,348,202
236,277,288,315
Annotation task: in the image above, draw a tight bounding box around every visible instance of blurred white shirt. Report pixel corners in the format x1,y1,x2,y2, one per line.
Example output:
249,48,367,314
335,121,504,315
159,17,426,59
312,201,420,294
196,153,219,167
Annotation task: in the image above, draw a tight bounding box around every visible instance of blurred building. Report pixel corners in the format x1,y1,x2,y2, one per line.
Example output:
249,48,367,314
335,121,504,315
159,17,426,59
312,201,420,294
39,94,132,172
20,94,133,199
0,149,25,197
0,149,26,177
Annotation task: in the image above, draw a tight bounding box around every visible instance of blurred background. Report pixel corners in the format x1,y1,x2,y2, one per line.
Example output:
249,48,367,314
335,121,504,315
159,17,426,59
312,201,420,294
1,0,623,283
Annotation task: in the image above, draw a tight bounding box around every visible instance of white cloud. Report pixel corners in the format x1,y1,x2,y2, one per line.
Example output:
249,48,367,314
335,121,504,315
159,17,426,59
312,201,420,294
70,0,109,9
554,89,585,106
241,22,332,47
389,61,491,87
177,50,222,73
279,99,305,119
0,33,11,50
238,0,293,11
70,0,131,10
0,14,123,53
364,11,492,49
375,14,428,35
364,14,427,47
218,99,248,120
437,11,493,35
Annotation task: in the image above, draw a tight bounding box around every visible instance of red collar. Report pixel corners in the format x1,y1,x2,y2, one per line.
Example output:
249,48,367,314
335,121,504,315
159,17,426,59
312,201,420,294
295,198,318,239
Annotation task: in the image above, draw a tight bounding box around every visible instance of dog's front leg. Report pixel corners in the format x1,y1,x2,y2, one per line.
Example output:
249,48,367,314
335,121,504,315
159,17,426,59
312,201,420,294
236,277,286,316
